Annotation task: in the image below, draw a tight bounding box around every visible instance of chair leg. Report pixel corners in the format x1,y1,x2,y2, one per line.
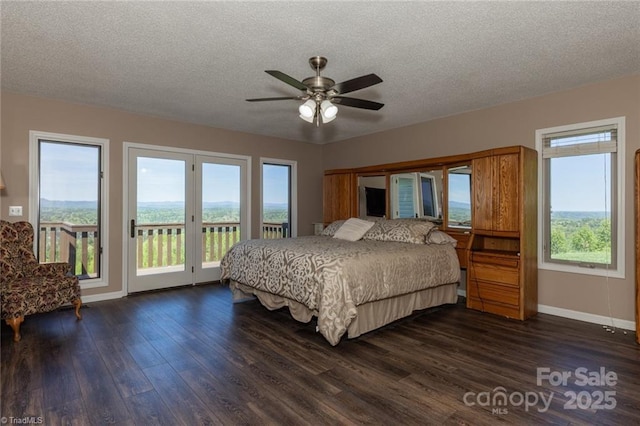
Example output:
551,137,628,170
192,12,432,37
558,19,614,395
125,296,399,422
6,316,24,342
73,298,82,320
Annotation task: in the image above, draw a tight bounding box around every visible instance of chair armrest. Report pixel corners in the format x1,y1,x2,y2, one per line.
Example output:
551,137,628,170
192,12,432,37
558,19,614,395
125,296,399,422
33,262,72,277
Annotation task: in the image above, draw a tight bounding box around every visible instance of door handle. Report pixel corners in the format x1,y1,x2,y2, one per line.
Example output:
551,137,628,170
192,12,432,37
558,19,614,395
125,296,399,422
130,219,136,238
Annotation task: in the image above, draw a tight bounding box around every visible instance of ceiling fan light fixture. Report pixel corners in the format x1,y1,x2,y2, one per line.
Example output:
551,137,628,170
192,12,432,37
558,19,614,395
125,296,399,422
250,57,383,127
299,113,314,123
320,100,338,119
298,99,316,119
321,114,336,124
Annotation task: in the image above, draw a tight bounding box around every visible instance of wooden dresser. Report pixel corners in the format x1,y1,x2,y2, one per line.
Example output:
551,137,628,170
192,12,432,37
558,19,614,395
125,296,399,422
323,145,538,321
467,146,538,320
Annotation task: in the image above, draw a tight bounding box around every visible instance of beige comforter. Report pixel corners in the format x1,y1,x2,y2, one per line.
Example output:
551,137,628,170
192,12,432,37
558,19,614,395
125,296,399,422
220,236,460,345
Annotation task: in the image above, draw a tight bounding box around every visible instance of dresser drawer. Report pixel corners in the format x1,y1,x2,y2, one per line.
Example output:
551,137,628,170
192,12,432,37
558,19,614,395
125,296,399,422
471,252,519,268
468,281,520,306
469,261,520,287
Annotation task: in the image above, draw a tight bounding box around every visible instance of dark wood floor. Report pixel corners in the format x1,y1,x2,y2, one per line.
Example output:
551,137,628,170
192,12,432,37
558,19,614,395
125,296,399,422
1,283,639,425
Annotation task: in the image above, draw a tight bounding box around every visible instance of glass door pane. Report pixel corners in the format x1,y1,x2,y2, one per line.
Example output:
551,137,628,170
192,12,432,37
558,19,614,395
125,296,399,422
38,141,101,279
195,155,247,283
200,163,240,266
262,163,291,239
127,149,194,292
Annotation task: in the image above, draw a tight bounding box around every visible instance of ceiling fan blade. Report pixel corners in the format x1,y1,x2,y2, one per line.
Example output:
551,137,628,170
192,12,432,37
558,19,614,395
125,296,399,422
246,96,304,102
265,70,308,91
331,73,383,95
332,96,384,110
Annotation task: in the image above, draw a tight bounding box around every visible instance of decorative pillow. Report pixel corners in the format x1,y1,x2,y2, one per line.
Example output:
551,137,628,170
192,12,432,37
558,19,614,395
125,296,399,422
333,218,376,241
363,219,436,244
321,220,346,237
426,229,458,246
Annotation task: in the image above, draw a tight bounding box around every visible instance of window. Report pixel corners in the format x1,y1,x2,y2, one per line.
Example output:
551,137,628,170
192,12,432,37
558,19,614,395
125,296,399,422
29,131,109,288
261,159,297,238
536,117,625,278
391,172,441,219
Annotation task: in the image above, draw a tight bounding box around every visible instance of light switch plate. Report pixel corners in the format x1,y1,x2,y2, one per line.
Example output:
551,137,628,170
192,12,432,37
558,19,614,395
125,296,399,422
9,206,22,216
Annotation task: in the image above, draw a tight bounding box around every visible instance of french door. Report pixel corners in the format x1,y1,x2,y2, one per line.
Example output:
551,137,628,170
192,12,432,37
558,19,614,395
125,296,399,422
126,146,248,293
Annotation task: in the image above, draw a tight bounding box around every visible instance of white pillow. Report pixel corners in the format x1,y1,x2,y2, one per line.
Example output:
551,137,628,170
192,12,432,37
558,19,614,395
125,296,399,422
333,218,375,241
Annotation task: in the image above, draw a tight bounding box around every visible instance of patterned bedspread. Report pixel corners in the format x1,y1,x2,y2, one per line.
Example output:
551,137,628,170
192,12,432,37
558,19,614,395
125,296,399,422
220,236,460,345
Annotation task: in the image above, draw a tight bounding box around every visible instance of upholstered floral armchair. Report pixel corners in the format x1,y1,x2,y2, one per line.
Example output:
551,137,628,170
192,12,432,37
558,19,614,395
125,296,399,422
0,220,82,341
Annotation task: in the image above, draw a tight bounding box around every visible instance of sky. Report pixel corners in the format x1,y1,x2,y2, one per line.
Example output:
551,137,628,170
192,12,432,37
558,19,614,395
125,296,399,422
136,159,244,204
41,143,611,212
137,157,187,203
41,144,289,205
262,163,289,204
40,142,99,201
448,174,471,205
550,154,611,212
136,158,289,204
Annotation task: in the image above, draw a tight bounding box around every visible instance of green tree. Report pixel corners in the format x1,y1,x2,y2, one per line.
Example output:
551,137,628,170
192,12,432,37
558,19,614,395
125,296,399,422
571,226,597,252
595,219,611,251
550,228,568,255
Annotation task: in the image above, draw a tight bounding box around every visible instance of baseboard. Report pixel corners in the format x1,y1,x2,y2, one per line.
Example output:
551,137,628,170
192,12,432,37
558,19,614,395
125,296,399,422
538,304,636,331
81,290,125,304
456,285,634,331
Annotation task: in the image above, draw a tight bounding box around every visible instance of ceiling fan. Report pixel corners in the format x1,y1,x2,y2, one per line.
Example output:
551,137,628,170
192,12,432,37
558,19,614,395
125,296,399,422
246,56,384,125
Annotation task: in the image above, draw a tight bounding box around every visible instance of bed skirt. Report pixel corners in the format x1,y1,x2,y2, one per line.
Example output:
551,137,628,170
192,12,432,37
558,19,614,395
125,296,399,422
229,280,459,340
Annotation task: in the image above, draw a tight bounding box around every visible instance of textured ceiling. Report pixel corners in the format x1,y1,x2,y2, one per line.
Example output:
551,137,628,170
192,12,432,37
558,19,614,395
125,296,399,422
2,1,639,144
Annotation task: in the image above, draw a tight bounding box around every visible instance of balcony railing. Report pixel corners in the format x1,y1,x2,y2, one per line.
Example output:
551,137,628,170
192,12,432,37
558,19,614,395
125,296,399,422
39,222,100,279
39,221,288,278
262,222,289,239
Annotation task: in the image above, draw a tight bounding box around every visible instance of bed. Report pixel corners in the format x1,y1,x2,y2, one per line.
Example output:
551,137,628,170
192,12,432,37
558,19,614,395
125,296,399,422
220,218,461,345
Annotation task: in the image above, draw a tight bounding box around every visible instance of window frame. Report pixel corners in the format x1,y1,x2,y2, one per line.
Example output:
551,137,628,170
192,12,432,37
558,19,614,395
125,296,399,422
419,173,440,219
391,172,440,219
29,130,110,289
535,117,625,279
259,158,297,238
391,173,419,218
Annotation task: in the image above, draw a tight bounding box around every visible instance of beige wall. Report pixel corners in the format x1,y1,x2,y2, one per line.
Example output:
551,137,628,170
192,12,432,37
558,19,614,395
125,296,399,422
324,74,640,323
0,92,324,297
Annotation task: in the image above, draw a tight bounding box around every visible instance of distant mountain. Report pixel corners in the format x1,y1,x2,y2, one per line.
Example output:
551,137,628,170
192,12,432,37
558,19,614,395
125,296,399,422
551,211,610,220
263,202,288,210
137,201,241,209
203,201,239,209
449,201,471,210
40,199,287,211
138,201,187,209
41,199,97,209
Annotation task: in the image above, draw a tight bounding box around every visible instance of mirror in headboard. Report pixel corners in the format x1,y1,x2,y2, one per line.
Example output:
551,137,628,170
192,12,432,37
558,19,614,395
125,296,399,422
389,169,443,222
358,175,388,219
446,164,472,229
